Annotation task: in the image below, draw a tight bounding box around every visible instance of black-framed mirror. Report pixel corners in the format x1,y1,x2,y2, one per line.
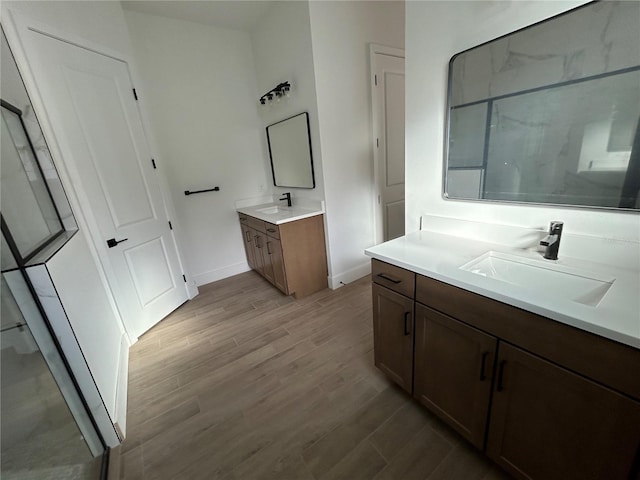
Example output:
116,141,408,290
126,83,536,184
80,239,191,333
444,1,640,210
266,112,315,189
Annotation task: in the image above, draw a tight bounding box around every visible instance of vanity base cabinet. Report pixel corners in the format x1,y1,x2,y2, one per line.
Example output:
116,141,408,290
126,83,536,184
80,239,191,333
238,213,327,298
487,343,640,480
414,304,496,449
370,259,640,480
372,283,414,394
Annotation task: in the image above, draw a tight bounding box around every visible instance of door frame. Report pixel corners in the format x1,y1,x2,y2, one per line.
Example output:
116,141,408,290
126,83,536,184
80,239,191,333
2,9,198,345
370,44,405,245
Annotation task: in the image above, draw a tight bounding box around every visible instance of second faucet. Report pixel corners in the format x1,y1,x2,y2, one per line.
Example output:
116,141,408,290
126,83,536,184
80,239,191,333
280,192,292,207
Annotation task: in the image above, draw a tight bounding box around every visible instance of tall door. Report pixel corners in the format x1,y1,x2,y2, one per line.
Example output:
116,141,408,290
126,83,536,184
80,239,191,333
373,51,405,242
20,29,188,339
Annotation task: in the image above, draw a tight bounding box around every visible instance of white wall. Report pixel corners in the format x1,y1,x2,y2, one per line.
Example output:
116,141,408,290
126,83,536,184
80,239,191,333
405,0,639,242
308,0,404,286
251,1,325,204
124,10,271,286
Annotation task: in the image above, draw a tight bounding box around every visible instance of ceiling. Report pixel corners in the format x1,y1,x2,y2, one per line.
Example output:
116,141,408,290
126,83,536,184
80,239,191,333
120,1,275,32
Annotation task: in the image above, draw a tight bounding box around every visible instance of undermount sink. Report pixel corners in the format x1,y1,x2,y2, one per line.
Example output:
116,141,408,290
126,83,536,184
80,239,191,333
255,205,288,214
460,251,615,307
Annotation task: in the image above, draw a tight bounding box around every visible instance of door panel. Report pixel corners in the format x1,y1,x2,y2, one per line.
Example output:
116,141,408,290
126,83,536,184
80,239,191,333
372,283,414,393
414,304,497,449
374,53,405,242
124,237,175,307
23,30,187,338
487,343,640,480
64,68,155,228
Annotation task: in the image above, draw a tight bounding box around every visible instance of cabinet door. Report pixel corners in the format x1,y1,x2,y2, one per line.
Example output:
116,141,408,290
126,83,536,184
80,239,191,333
414,304,497,448
372,283,414,393
487,343,640,480
265,236,288,294
251,230,266,276
256,233,275,284
240,224,256,270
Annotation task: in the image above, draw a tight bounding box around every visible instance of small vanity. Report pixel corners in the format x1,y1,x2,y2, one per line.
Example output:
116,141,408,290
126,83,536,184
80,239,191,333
365,217,640,480
236,201,327,298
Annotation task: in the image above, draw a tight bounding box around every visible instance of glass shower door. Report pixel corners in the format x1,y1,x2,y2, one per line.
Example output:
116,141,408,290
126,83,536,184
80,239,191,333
1,261,106,479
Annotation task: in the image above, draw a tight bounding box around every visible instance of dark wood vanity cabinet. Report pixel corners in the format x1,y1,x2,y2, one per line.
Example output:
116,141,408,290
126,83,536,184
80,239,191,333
371,258,640,480
372,283,414,393
414,304,496,449
487,343,640,480
372,259,416,393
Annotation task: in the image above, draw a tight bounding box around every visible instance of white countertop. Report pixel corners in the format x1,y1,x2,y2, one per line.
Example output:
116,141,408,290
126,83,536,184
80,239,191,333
365,228,640,349
237,202,324,225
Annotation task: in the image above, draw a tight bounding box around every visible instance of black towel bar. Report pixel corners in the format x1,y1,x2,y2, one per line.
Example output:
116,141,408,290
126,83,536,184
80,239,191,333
184,186,220,196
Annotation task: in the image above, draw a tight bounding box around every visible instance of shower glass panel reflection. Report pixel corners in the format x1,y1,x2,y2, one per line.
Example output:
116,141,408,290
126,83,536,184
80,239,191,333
0,268,104,479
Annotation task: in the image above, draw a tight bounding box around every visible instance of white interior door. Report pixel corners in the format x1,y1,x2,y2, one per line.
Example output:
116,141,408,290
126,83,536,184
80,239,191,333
373,51,405,242
21,29,188,339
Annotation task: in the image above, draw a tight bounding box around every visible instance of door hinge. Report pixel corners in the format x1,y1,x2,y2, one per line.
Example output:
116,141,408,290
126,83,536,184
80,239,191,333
151,158,157,169
374,74,377,86
378,195,381,204
133,88,138,100
168,220,173,230
182,274,187,283
376,138,379,148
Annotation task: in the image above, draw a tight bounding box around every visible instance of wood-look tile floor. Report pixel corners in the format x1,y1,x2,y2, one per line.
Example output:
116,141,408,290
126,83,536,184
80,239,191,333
120,271,511,480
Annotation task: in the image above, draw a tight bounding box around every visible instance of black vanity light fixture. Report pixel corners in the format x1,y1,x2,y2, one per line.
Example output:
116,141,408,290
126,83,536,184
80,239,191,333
259,81,291,106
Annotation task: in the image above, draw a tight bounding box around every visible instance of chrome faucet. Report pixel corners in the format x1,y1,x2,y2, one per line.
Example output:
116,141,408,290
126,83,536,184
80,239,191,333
540,221,564,260
279,192,292,207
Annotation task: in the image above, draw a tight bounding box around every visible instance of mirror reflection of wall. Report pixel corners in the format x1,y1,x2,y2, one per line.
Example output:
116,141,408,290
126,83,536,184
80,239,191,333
445,1,640,210
266,112,315,189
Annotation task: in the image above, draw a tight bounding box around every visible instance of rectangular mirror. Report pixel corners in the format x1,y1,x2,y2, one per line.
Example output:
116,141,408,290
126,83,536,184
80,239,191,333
445,1,640,210
266,112,315,189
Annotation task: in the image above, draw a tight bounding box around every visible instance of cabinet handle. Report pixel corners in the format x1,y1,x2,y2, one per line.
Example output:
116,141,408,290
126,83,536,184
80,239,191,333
254,236,260,248
267,228,276,233
245,231,251,243
497,360,507,392
266,241,272,255
377,273,401,284
403,311,411,336
480,351,489,381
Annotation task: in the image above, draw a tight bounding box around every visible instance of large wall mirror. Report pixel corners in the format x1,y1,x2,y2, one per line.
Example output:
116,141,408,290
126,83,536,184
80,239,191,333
266,112,315,189
445,1,640,210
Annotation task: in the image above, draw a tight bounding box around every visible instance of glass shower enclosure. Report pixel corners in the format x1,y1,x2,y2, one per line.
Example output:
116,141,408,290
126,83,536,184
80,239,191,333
1,27,111,479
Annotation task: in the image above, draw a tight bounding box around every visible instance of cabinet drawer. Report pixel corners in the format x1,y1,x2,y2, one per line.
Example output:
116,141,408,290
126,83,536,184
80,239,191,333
247,216,266,233
264,222,280,239
372,259,415,298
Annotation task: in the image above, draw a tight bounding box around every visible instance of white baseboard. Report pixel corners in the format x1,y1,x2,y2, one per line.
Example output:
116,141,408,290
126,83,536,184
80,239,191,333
193,262,251,287
114,332,130,441
328,261,371,289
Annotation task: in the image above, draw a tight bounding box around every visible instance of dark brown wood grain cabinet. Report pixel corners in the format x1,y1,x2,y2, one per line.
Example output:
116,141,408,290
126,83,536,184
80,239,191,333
370,258,640,480
414,304,496,449
372,283,414,393
486,343,640,480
